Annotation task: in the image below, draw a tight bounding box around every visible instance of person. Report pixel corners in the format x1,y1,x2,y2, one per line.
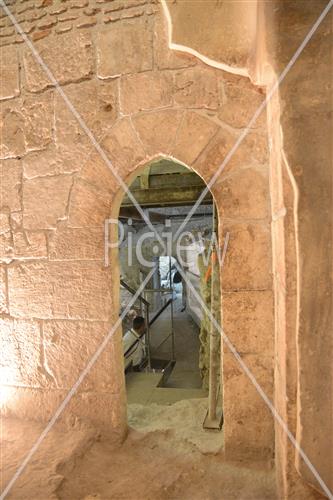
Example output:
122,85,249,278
123,316,146,371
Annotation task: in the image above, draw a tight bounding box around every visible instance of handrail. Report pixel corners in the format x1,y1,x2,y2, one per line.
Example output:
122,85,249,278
149,298,172,327
120,278,149,307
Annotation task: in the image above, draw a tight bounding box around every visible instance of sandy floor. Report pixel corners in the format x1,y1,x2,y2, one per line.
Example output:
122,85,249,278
1,399,276,500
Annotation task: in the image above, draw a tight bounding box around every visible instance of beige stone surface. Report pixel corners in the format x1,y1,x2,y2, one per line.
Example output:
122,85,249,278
219,75,266,129
153,12,196,71
42,320,123,392
13,231,48,260
217,167,270,220
0,94,54,158
68,179,111,227
55,79,119,154
0,159,22,212
23,147,79,179
23,175,73,230
223,352,274,459
133,109,182,156
166,0,257,69
221,223,272,290
0,317,41,387
23,31,93,92
194,127,268,183
97,18,153,78
174,66,220,110
8,261,113,320
49,226,105,261
79,150,118,194
172,111,219,166
0,46,20,100
0,265,8,313
222,290,274,355
102,118,146,171
120,71,174,115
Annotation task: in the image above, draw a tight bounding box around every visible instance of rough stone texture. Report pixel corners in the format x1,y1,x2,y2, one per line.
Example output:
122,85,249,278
49,226,105,261
153,12,196,71
172,111,219,166
68,179,111,227
42,320,123,393
102,118,146,171
0,159,22,212
55,79,119,168
0,265,8,313
166,0,257,69
0,45,20,100
23,175,73,230
120,71,174,115
219,74,266,129
174,66,220,110
0,317,41,387
223,352,275,460
13,231,48,260
133,109,182,156
0,94,54,158
97,18,153,78
8,261,113,320
222,290,274,355
217,167,270,220
194,127,268,184
221,223,272,290
23,31,94,92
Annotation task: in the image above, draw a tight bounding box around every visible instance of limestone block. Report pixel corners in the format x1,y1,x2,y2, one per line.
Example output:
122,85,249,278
217,167,269,220
0,265,8,313
0,94,54,158
79,150,118,194
171,111,219,166
0,213,11,235
43,320,123,393
0,231,13,264
8,261,113,320
23,147,80,179
55,79,119,154
49,226,105,261
69,179,111,227
222,290,274,355
194,127,268,184
23,175,73,230
153,12,196,70
0,45,20,100
23,31,94,92
133,109,182,156
13,231,48,260
223,352,274,459
219,75,266,129
102,118,146,171
120,71,173,115
221,223,272,290
96,18,153,78
0,159,22,212
174,67,220,110
0,317,42,387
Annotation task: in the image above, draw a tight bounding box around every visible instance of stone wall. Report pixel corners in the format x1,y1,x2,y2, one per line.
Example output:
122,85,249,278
0,0,274,457
164,0,333,497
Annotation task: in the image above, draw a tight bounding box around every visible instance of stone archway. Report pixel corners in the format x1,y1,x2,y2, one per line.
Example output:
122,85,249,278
1,5,275,461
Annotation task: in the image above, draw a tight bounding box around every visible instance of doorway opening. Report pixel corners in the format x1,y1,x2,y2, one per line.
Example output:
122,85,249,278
118,158,223,433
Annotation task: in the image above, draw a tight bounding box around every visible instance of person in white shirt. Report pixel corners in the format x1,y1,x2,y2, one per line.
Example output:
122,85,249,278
123,316,146,371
